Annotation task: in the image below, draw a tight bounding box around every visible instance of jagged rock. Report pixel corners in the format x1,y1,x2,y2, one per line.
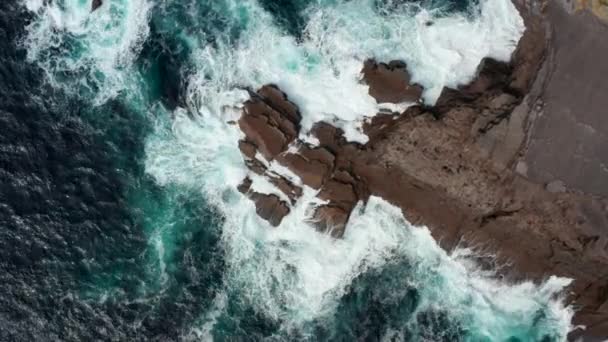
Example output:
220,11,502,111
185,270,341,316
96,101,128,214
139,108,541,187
317,180,358,209
310,122,343,152
238,140,257,160
239,113,288,160
231,6,608,339
434,58,513,115
238,86,301,161
277,153,330,189
257,85,301,124
269,175,302,204
333,170,356,185
245,159,267,175
237,177,292,226
245,99,299,142
509,10,546,95
362,59,423,103
250,193,290,227
237,177,253,194
311,205,349,238
299,145,335,168
91,0,102,11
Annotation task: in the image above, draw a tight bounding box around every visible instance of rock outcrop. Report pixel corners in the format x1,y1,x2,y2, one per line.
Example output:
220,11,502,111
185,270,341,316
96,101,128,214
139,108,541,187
236,85,369,236
233,3,608,339
362,59,423,104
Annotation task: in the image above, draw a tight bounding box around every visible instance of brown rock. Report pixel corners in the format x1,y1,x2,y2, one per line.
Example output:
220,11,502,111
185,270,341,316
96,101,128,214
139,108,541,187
277,153,331,189
257,85,301,124
245,159,266,175
269,175,303,204
239,113,287,160
333,170,356,185
299,146,335,168
238,140,257,159
244,99,299,141
310,122,342,152
318,180,358,209
237,177,253,194
362,59,423,104
509,8,546,95
250,192,290,227
311,205,349,238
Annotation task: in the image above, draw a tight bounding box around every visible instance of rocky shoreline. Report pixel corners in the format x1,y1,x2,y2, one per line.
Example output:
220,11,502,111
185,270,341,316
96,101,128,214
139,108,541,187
234,1,608,340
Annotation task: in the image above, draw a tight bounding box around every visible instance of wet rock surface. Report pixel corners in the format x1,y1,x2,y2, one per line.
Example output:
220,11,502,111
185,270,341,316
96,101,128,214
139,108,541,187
362,59,423,104
91,0,102,12
236,85,368,235
234,3,608,339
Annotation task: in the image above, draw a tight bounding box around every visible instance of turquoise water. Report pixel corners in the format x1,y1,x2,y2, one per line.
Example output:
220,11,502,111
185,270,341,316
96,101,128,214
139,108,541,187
5,0,574,340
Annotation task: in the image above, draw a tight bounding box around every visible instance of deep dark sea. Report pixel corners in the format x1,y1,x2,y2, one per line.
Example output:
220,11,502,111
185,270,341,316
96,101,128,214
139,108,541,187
0,0,572,341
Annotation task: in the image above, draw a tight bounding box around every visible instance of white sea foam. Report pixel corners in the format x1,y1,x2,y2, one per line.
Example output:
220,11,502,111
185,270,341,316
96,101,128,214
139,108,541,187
144,0,569,338
184,0,524,143
144,100,572,341
23,0,572,339
22,0,152,104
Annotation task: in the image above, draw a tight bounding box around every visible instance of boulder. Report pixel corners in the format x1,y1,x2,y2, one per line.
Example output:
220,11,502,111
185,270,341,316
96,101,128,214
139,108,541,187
277,153,330,189
362,59,423,104
269,175,303,204
312,205,350,238
250,193,290,227
239,113,288,160
237,177,253,194
257,85,301,124
91,0,102,11
238,140,257,160
318,180,358,209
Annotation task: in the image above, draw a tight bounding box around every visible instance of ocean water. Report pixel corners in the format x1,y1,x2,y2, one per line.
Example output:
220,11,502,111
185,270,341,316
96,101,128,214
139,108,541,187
0,0,574,340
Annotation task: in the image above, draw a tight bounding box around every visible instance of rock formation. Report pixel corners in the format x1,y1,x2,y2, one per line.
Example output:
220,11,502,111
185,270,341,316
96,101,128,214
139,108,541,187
234,1,608,339
236,85,369,237
361,59,423,104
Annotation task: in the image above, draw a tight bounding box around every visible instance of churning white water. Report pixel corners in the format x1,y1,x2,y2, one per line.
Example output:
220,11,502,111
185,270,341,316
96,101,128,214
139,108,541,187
22,0,573,340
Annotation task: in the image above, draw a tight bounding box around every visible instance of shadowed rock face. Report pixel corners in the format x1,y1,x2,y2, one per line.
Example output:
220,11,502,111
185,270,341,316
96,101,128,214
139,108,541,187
233,3,608,338
91,0,102,12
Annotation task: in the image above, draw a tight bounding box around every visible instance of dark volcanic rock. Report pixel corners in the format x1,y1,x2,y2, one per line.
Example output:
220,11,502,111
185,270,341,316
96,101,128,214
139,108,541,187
362,59,423,104
91,0,102,11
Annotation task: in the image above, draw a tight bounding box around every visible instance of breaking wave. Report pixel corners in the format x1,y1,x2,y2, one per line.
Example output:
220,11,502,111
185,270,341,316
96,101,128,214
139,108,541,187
20,0,573,340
